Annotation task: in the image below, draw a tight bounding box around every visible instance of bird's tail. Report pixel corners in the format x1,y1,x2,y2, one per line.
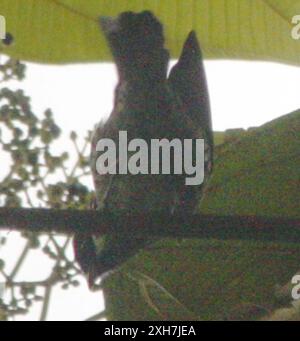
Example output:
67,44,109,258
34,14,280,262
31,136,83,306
74,231,149,288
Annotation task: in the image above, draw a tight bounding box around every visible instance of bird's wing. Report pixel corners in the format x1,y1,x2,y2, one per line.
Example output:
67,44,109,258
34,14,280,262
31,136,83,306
168,31,214,213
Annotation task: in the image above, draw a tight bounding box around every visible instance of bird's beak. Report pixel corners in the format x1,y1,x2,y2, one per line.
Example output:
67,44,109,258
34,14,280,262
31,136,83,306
99,16,120,35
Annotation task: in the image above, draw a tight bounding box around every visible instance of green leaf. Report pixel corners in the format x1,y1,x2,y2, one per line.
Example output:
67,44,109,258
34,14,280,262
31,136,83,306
1,0,300,65
202,109,300,218
101,110,300,321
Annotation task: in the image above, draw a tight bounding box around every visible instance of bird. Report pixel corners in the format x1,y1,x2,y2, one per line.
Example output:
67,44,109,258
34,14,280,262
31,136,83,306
73,11,213,288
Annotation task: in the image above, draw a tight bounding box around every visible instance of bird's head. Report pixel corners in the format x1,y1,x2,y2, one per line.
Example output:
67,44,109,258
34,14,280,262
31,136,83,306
99,11,169,84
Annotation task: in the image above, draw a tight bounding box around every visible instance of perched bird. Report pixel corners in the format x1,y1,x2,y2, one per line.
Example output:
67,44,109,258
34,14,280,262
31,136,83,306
74,11,213,287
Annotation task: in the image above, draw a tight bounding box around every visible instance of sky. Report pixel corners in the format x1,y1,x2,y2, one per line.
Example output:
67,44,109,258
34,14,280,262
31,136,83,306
1,59,300,320
21,60,300,133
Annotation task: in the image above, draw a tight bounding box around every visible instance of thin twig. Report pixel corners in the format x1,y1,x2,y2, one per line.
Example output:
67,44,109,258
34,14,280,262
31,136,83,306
5,280,48,288
9,241,31,281
69,139,89,179
40,285,52,321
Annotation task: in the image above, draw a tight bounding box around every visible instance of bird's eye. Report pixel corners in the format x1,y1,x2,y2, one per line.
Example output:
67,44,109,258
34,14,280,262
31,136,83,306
2,32,14,46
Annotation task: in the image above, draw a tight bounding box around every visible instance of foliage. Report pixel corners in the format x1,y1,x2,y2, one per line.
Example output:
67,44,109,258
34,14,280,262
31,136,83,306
0,0,300,65
202,110,300,218
0,58,94,320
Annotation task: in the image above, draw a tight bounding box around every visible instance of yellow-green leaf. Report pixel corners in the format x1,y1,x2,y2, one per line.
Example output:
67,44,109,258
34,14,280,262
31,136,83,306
0,0,300,64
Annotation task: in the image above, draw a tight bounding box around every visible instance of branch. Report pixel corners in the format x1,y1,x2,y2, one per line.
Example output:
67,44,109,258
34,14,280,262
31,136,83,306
9,241,31,280
40,285,52,321
0,207,299,244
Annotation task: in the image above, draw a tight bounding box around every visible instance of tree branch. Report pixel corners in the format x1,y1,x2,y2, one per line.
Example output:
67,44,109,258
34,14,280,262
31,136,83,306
40,285,52,322
0,207,299,244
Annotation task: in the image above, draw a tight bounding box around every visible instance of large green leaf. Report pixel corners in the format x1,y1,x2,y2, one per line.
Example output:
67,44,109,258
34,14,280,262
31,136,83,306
202,109,300,218
102,110,300,321
1,0,300,65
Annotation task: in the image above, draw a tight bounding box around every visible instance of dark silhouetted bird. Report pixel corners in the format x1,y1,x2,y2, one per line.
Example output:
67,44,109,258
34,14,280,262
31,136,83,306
74,11,213,288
